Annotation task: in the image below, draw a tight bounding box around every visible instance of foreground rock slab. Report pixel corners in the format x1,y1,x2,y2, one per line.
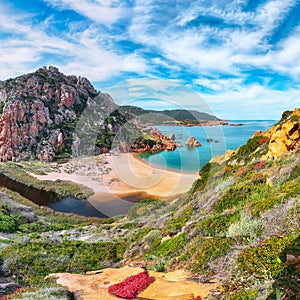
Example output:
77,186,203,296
47,267,220,300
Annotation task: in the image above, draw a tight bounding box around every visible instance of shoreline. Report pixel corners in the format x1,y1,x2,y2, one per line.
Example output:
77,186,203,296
132,152,198,175
32,153,198,202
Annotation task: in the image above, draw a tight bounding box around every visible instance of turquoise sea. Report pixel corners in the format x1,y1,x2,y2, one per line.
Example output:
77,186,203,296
139,120,276,173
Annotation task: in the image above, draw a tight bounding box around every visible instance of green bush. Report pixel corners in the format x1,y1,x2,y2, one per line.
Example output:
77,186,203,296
224,289,259,300
288,164,300,181
197,212,240,236
188,237,235,274
0,211,19,233
165,205,193,231
237,235,298,279
18,222,73,233
267,235,300,299
0,203,26,233
190,162,216,193
146,234,188,259
0,240,126,284
5,284,72,300
227,212,262,238
214,184,251,212
234,136,269,162
127,199,166,219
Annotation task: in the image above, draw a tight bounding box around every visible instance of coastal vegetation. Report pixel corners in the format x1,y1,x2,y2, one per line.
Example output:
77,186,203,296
1,121,299,298
0,67,299,298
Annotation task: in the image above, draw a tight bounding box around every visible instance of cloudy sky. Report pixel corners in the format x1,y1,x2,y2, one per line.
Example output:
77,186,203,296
0,0,300,119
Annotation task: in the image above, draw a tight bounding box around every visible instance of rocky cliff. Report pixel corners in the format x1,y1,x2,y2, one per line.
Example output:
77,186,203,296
0,66,119,162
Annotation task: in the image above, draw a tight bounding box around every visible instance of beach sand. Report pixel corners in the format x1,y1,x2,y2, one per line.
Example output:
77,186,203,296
33,153,198,201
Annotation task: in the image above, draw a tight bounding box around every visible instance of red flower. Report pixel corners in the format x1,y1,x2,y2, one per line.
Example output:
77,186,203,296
195,296,202,300
108,270,154,299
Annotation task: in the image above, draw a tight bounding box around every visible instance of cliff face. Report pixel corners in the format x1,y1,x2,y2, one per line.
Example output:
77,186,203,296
0,66,115,162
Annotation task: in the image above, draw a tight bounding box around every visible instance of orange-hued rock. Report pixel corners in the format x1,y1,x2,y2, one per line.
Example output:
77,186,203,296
47,266,144,300
185,137,201,147
266,108,300,158
210,149,235,164
47,267,220,300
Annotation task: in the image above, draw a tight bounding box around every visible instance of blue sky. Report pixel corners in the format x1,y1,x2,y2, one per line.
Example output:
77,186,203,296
0,0,300,119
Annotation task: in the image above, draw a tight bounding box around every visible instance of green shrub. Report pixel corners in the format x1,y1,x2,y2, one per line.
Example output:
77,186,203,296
18,222,73,233
234,136,268,162
129,226,156,244
224,289,259,300
0,203,26,233
5,284,72,300
237,235,297,279
249,195,282,217
267,235,300,299
190,162,217,193
0,240,126,284
0,212,19,233
146,234,188,259
288,164,300,181
188,237,235,274
214,184,251,212
127,199,166,219
227,212,262,238
280,179,300,200
165,205,193,231
197,212,240,236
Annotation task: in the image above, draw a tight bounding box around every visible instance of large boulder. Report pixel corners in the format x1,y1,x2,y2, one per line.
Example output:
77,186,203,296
185,137,201,147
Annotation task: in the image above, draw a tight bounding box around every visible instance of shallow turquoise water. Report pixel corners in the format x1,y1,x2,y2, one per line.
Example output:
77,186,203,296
139,120,276,173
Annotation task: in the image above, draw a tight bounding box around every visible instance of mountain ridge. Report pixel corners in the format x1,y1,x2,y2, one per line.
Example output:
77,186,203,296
120,105,220,122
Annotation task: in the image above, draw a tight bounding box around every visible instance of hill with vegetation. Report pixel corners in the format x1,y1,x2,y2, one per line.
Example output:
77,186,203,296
0,102,299,298
120,105,221,124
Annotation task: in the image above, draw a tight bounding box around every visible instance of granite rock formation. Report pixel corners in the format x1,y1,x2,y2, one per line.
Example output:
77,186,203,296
0,66,116,162
185,137,201,147
266,108,300,158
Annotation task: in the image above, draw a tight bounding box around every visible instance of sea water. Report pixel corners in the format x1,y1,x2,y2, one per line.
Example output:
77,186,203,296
139,120,276,173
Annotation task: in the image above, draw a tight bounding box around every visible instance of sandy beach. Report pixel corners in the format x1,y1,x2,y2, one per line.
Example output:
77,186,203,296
33,153,198,202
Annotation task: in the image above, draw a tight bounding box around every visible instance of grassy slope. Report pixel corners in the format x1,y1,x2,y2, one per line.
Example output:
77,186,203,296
0,113,299,299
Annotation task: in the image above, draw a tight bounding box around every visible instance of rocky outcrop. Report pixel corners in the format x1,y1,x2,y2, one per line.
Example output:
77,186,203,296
185,137,201,147
130,128,177,153
266,108,300,158
47,267,219,300
169,133,175,140
0,66,113,162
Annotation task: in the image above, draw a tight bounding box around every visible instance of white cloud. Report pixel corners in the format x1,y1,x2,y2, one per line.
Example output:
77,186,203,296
129,0,297,78
43,0,126,26
0,6,147,82
194,77,245,92
203,84,300,119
